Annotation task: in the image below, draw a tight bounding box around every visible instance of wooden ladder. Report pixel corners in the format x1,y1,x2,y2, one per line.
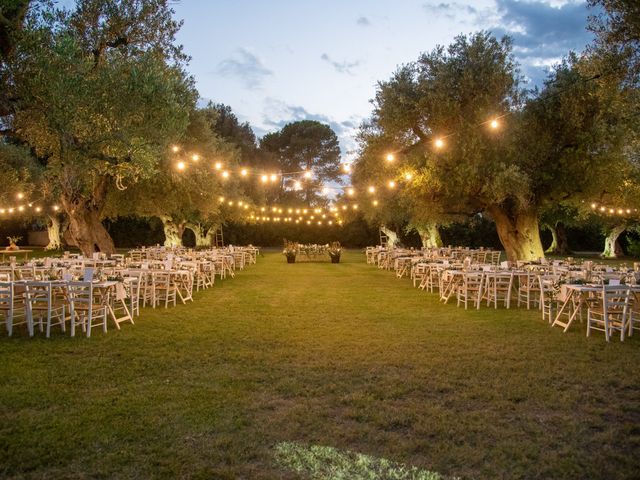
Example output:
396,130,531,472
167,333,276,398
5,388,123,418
214,226,224,248
379,228,388,248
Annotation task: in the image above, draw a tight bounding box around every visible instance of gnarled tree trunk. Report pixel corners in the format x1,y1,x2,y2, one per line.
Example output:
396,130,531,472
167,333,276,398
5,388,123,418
544,222,571,255
160,215,185,247
61,178,115,256
602,225,625,258
380,225,400,248
45,214,63,250
488,206,544,262
185,222,215,248
416,223,443,249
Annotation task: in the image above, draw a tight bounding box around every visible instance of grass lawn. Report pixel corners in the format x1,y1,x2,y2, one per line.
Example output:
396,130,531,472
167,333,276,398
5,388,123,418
1,251,639,479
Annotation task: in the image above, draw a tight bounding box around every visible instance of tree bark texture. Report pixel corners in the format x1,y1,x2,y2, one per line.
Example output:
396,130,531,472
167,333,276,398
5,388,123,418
602,225,625,258
545,222,571,255
60,179,115,256
45,214,63,250
488,206,545,262
416,223,443,249
160,215,185,247
185,222,216,248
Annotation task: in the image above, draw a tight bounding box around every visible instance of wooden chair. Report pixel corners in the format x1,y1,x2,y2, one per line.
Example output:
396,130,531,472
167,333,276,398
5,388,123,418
67,281,108,338
517,272,541,309
457,272,484,310
587,285,630,342
539,275,561,323
152,272,177,308
24,281,67,337
0,282,30,336
485,272,514,309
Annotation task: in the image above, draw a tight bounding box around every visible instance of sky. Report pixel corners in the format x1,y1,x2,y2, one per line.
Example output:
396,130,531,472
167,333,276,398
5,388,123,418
171,0,595,161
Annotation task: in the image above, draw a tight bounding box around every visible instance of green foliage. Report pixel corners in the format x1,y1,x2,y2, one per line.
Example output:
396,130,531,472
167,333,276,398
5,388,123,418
260,120,341,204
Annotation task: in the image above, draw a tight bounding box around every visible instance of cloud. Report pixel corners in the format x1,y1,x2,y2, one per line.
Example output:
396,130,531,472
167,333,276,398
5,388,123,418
422,2,479,20
422,1,594,87
320,53,361,75
215,48,273,88
356,16,371,26
261,98,363,159
490,0,594,85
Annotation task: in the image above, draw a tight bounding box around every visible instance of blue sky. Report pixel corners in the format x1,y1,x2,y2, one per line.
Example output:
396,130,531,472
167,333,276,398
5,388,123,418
172,0,594,160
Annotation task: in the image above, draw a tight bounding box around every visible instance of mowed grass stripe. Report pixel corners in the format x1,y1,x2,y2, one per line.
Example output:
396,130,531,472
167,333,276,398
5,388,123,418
1,251,639,479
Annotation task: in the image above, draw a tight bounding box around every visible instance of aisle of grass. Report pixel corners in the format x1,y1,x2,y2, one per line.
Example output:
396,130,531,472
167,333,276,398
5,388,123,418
1,251,639,479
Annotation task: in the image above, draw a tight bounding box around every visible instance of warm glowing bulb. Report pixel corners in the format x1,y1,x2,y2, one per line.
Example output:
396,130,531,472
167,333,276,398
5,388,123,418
626,209,632,214
260,174,268,183
270,174,278,182
228,201,234,206
490,119,499,129
434,138,444,149
176,161,186,171
591,203,597,209
35,207,41,212
240,168,248,176
600,206,606,212
372,200,379,206
618,209,624,214
192,154,200,161
52,205,59,211
347,188,355,196
353,204,358,210
388,180,396,188
172,145,179,153
8,208,14,213
368,186,375,194
609,208,614,213
342,205,347,210
405,172,413,181
222,171,229,178
16,193,23,199
18,206,24,212
386,153,395,162
303,170,312,179
328,221,333,225
219,196,225,202
0,209,5,214
214,162,222,170
260,207,266,212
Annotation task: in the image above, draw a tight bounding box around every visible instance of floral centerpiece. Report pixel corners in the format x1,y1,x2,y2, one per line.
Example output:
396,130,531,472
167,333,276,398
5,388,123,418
283,239,298,263
328,241,342,263
6,236,21,251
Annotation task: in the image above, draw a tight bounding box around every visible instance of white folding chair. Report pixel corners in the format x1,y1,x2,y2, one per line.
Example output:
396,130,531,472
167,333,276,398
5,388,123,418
24,281,67,337
587,285,630,342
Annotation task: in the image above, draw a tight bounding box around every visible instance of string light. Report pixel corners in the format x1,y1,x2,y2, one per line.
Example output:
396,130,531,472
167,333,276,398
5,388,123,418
222,171,230,179
347,188,355,196
385,153,395,162
434,138,445,149
176,161,186,171
214,162,222,170
192,154,200,161
489,119,499,130
172,145,179,153
303,171,312,179
368,186,376,194
240,168,248,177
388,180,396,189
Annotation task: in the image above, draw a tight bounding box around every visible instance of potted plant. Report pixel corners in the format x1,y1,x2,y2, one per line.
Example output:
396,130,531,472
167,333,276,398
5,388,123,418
328,241,342,264
6,236,21,251
283,240,298,263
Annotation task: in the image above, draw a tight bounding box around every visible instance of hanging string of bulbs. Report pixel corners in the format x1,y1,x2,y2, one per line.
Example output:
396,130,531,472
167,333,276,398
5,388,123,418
0,192,59,216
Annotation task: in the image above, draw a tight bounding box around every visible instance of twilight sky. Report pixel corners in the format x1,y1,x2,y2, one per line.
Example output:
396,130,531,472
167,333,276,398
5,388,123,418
172,0,595,160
